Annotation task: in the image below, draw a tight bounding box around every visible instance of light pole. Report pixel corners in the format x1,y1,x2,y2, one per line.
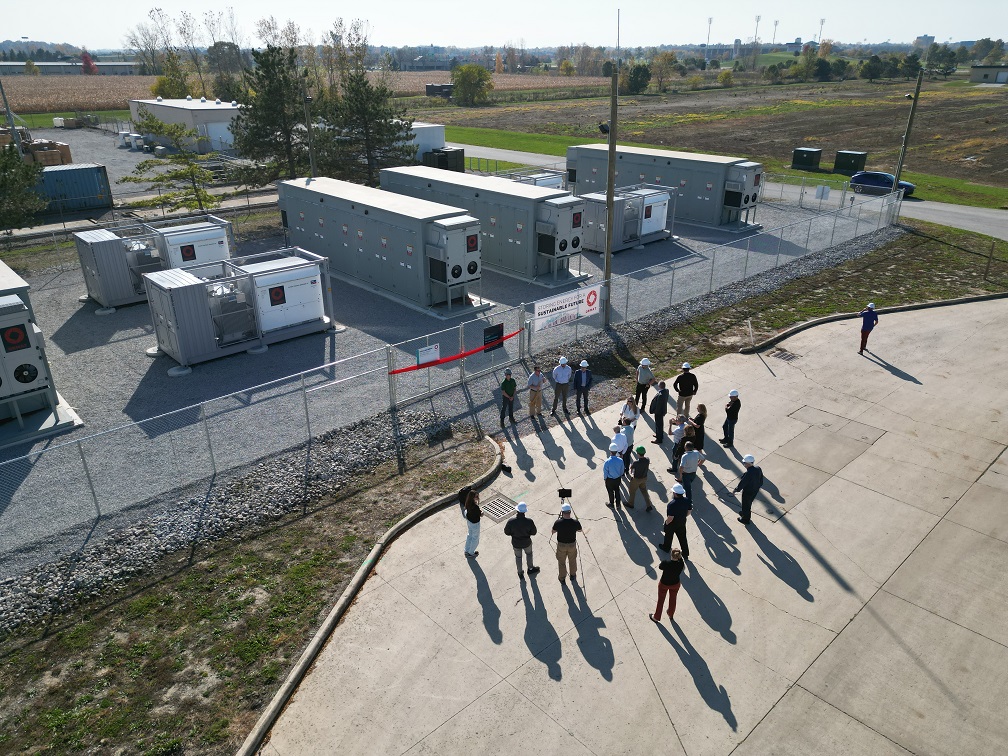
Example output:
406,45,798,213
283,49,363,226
818,18,826,43
603,67,617,328
301,77,317,179
753,16,761,71
706,17,713,62
894,72,923,191
772,20,778,46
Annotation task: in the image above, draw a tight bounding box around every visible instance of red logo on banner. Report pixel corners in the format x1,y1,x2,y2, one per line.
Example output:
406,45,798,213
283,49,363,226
2,324,30,352
269,286,286,306
586,289,598,307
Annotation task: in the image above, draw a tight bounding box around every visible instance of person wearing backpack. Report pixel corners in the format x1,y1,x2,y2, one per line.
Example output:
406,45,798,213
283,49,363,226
734,454,764,525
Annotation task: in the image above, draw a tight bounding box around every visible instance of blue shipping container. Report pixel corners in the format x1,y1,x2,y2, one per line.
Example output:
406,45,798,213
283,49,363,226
37,163,113,215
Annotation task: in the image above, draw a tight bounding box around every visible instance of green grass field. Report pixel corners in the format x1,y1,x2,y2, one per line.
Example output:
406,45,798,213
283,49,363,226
15,110,132,128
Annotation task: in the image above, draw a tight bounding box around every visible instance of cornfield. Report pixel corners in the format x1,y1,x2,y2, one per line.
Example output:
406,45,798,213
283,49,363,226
4,72,610,114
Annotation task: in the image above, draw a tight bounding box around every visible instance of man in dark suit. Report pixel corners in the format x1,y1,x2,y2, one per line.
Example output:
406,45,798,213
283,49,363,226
649,381,670,444
574,359,593,414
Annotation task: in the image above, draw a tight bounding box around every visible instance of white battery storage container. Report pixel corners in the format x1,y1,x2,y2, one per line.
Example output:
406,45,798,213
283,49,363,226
242,258,326,333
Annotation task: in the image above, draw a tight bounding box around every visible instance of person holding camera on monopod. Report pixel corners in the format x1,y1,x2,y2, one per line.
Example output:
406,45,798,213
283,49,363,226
551,489,583,583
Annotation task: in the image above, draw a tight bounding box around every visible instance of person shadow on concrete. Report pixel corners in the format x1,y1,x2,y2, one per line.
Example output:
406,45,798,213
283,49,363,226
749,523,813,602
467,558,503,645
862,351,923,384
562,580,614,681
658,623,738,731
521,575,562,681
537,425,567,471
613,506,657,579
693,488,742,575
558,421,599,471
680,566,736,644
503,427,537,483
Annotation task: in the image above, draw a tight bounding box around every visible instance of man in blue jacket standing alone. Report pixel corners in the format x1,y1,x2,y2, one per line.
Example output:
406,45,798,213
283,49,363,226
575,359,593,415
859,302,878,355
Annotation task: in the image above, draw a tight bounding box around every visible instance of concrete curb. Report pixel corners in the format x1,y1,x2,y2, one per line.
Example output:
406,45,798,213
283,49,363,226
738,291,1008,354
237,435,503,756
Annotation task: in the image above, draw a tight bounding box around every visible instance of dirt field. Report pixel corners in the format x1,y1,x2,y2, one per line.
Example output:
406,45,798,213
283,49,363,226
414,78,1008,185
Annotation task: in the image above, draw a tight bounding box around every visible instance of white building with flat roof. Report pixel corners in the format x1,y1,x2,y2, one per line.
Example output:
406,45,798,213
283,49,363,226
129,97,242,154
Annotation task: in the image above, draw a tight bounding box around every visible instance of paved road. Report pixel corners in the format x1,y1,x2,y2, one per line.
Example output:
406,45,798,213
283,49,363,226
259,298,1008,756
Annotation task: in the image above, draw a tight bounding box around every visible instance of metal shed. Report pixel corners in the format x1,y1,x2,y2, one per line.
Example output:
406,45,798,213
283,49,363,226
74,215,235,310
565,144,763,228
278,177,484,314
380,166,587,286
580,185,671,253
144,247,334,370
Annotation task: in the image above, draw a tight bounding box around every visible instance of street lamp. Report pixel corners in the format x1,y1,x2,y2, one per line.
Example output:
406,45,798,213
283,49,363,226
301,73,317,179
706,17,713,61
818,18,826,43
753,16,761,71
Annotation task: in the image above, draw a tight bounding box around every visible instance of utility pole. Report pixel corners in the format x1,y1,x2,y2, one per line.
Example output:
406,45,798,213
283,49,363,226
772,20,779,46
706,17,713,61
603,68,617,328
894,69,924,190
753,16,761,71
818,18,826,43
0,77,24,154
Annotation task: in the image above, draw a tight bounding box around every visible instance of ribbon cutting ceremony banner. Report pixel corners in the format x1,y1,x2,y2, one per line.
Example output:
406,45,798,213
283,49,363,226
533,285,601,332
388,329,524,375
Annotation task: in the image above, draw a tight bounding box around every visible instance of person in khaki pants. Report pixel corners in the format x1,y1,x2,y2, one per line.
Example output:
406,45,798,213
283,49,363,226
552,503,583,582
526,365,545,417
627,446,654,512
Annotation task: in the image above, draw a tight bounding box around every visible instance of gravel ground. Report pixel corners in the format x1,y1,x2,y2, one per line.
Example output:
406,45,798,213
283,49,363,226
0,216,902,634
31,126,152,191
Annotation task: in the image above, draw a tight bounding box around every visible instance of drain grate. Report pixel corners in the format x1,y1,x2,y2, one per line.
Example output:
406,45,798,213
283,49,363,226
771,348,800,362
482,491,518,523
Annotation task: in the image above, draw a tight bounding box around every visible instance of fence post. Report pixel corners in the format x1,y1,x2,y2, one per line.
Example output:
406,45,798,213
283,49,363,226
829,208,840,247
876,199,884,231
301,374,312,444
668,262,677,308
799,177,805,208
775,230,783,268
459,323,465,385
855,206,862,237
386,345,396,409
709,247,717,292
804,219,813,256
518,305,527,358
77,441,101,520
624,275,631,320
199,403,218,477
743,238,751,279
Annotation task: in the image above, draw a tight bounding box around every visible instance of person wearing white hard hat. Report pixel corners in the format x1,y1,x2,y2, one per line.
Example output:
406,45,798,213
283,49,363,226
526,364,546,417
635,357,657,411
673,361,699,418
504,502,540,579
733,454,764,525
552,502,583,582
551,356,572,415
858,302,879,355
574,359,593,415
720,390,741,448
603,443,626,508
658,482,692,557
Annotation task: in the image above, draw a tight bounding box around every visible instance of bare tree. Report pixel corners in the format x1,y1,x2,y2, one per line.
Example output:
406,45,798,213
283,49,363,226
148,8,177,58
222,7,248,69
124,20,162,75
177,11,208,97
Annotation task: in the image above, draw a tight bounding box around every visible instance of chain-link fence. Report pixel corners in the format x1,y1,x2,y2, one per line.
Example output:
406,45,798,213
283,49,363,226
0,188,901,574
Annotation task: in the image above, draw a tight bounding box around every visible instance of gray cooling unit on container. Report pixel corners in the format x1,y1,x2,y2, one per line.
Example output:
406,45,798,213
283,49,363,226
144,247,333,369
278,177,482,312
380,166,587,285
565,144,763,228
580,185,671,253
0,260,81,442
74,214,235,309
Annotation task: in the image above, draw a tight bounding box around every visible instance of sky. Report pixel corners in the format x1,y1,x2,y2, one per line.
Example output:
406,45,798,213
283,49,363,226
9,0,1007,51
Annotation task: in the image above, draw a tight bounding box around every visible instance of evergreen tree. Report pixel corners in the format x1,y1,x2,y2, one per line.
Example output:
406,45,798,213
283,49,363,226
230,45,306,184
119,109,220,213
0,146,45,233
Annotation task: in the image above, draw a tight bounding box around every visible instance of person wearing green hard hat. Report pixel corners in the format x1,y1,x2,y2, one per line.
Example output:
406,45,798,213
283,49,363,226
627,445,654,512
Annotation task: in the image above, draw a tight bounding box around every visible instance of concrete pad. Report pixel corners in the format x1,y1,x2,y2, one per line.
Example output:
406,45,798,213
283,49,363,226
989,450,1008,477
874,386,1008,444
884,519,1008,646
618,590,793,756
800,590,1008,756
865,431,991,482
408,680,596,756
789,405,850,432
734,685,912,756
835,450,972,517
856,406,1004,468
775,425,871,475
834,419,886,445
978,468,1008,493
795,477,940,585
374,509,470,584
946,483,1008,542
508,595,686,756
719,452,832,520
267,581,501,755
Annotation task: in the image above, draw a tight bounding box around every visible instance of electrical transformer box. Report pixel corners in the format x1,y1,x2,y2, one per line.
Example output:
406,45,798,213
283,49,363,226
74,214,235,309
0,294,59,425
580,185,671,254
380,166,586,283
144,247,332,369
278,177,482,311
565,144,763,228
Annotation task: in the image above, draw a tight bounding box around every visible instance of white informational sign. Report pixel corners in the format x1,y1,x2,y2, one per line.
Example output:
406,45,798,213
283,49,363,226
533,285,602,332
417,344,440,366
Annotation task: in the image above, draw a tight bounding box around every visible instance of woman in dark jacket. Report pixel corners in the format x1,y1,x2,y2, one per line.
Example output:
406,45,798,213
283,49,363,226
650,548,685,623
689,404,707,452
464,490,482,558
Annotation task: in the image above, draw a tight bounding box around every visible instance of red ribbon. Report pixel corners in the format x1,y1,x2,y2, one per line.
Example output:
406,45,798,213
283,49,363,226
389,329,524,375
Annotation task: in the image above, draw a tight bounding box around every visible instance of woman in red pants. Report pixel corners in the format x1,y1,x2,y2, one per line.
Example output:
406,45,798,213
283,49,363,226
650,549,685,624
